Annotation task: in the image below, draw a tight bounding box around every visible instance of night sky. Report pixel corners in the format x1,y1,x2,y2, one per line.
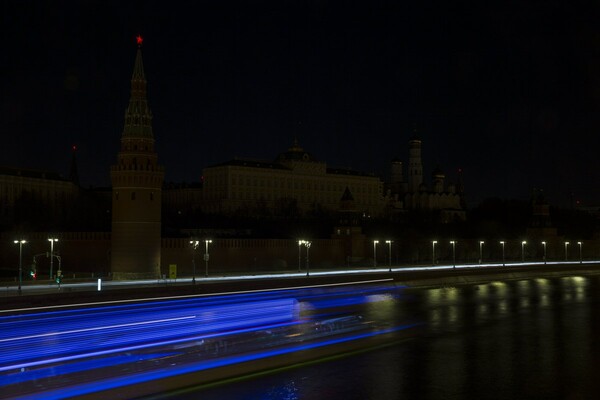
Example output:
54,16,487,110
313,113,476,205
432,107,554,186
2,1,600,207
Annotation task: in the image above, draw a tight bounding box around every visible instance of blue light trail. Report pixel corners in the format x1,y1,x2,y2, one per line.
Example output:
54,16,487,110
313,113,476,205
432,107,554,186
0,279,413,399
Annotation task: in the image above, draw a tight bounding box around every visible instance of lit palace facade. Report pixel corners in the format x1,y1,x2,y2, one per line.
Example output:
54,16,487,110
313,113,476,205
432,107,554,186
201,141,384,216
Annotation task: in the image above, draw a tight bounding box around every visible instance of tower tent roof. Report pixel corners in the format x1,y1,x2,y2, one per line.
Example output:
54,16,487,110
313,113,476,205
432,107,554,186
122,45,153,139
132,48,146,82
341,186,355,201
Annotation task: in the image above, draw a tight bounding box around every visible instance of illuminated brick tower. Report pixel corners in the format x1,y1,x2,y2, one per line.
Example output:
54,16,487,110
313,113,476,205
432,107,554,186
110,36,164,279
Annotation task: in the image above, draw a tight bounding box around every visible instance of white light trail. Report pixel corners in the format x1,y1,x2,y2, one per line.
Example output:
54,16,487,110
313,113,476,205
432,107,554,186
0,315,196,344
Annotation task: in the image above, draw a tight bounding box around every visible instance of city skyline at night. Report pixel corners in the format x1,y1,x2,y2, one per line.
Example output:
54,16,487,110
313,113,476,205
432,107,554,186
2,1,600,208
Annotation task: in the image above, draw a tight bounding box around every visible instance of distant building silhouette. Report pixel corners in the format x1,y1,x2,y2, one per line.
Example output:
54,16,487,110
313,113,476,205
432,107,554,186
527,188,557,238
109,42,164,279
387,133,466,222
331,187,366,263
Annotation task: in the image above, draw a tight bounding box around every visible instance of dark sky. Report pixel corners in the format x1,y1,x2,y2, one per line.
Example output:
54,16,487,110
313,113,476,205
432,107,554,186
2,1,600,207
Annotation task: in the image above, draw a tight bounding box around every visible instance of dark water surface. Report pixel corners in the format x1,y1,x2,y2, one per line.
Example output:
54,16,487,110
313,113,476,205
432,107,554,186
162,275,600,400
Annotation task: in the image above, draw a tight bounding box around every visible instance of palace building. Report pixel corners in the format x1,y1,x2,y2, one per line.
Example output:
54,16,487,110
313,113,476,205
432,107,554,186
0,166,78,228
164,135,466,221
199,140,385,216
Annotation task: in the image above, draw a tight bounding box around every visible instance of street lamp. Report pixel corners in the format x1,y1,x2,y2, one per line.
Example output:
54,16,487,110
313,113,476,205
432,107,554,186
373,240,379,268
305,241,312,277
14,240,26,295
521,241,527,262
189,240,199,284
578,241,582,263
386,240,392,272
298,240,305,272
432,240,437,265
48,238,58,280
479,241,485,264
500,241,505,267
204,239,212,277
541,241,547,264
564,241,569,262
450,241,456,268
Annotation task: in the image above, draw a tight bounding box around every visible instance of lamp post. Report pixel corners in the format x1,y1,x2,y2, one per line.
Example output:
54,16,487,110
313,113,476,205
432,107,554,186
432,240,437,265
541,241,547,264
564,241,569,262
14,240,26,295
500,241,505,267
204,239,212,277
373,240,379,268
305,241,311,277
578,241,582,263
48,238,58,280
450,241,456,268
298,240,305,272
479,241,484,264
189,240,199,284
386,240,392,272
521,241,527,262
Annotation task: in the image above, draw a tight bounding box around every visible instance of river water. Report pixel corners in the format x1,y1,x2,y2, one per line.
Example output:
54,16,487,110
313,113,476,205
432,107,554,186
166,274,600,400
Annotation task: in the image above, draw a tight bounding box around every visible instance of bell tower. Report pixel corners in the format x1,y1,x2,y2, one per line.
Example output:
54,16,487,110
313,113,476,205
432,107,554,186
408,135,423,193
110,36,164,279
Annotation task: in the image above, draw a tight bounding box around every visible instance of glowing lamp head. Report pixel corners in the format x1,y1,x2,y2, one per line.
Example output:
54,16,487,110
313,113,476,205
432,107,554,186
136,35,143,47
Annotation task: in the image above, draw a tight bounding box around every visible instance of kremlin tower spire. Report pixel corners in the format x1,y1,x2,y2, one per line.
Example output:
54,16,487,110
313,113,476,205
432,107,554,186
123,37,152,139
110,36,165,280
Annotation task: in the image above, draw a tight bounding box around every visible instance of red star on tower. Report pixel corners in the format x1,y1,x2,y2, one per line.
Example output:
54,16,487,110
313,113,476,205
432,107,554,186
136,35,143,47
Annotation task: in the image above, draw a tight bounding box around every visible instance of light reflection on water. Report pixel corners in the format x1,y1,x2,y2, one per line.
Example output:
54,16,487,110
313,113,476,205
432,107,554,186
177,275,600,400
264,380,299,400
